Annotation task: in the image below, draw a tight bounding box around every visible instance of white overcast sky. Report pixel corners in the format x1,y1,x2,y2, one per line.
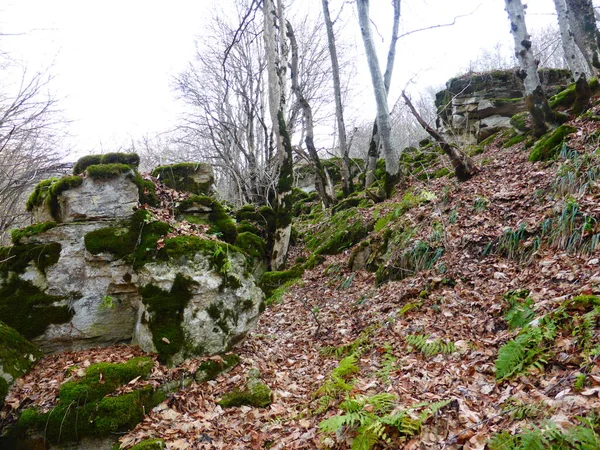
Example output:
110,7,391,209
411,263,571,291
0,0,564,159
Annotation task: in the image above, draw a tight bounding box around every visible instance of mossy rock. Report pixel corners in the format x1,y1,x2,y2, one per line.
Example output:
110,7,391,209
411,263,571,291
194,354,240,383
236,204,261,222
59,357,154,404
130,439,166,450
84,210,170,267
151,162,214,195
235,232,267,261
510,111,531,133
304,208,373,256
15,385,161,444
73,153,140,175
25,176,83,220
0,241,61,277
0,278,70,340
218,369,271,408
0,321,41,405
10,222,57,245
178,195,237,244
503,134,527,148
12,357,159,444
237,220,261,235
331,197,363,214
140,275,197,365
85,163,134,180
259,266,304,299
549,82,577,110
529,125,577,162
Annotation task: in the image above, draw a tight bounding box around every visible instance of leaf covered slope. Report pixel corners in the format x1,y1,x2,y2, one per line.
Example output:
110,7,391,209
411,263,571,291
4,103,600,449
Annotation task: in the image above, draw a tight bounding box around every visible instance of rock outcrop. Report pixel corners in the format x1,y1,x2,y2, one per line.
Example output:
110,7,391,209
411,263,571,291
0,156,263,364
435,69,572,144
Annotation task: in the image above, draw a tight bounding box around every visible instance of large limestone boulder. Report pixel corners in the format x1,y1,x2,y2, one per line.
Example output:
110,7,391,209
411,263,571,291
2,155,263,360
134,237,264,366
436,69,572,144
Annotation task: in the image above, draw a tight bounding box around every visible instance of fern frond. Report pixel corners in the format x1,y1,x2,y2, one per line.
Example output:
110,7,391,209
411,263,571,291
406,333,455,357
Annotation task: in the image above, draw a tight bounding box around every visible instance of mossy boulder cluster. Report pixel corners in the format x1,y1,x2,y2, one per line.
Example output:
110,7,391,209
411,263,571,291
435,69,572,144
1,154,263,366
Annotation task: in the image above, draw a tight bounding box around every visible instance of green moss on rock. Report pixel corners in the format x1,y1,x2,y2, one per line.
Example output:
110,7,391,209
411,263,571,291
259,266,304,299
10,222,57,245
26,176,83,220
194,354,241,383
73,153,140,175
151,162,214,195
178,195,237,244
218,369,271,408
130,439,166,450
140,275,196,365
84,210,170,267
529,125,577,161
235,232,267,261
0,242,61,276
305,208,373,256
85,163,133,179
503,134,527,148
510,111,530,133
0,321,41,404
59,357,154,404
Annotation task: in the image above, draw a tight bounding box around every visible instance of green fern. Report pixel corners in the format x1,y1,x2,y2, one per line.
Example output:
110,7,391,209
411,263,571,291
314,353,360,413
406,333,456,357
487,414,600,449
503,290,535,330
376,343,397,384
320,326,377,359
495,324,552,381
320,394,450,450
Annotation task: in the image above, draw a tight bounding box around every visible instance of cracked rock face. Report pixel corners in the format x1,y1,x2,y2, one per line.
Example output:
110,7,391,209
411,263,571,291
435,69,572,144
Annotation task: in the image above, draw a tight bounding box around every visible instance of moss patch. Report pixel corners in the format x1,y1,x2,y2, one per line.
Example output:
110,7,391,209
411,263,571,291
529,125,577,162
73,153,140,175
0,321,41,404
510,111,530,133
84,210,170,267
140,275,196,365
85,163,133,179
194,354,241,383
178,195,237,244
218,369,271,408
235,232,267,261
503,134,527,148
25,176,83,221
259,266,304,299
151,162,213,195
0,241,61,276
130,439,166,450
305,208,373,255
10,222,57,245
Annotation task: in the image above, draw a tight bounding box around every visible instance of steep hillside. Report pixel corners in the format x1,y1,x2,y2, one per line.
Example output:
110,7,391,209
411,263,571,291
3,95,600,449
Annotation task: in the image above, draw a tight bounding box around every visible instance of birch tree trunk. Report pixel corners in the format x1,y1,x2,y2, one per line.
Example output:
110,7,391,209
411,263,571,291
564,0,600,74
356,0,400,196
322,0,353,197
364,0,400,188
553,0,592,114
505,0,559,136
264,0,293,271
287,21,333,208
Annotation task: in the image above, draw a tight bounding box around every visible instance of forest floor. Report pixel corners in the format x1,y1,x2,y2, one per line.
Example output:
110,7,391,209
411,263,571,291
3,112,600,449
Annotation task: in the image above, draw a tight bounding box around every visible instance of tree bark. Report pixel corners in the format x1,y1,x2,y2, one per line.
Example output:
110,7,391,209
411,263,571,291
322,0,353,197
553,0,591,80
565,0,600,74
364,0,400,188
505,0,559,136
263,0,293,271
287,21,333,208
356,0,400,195
402,92,477,181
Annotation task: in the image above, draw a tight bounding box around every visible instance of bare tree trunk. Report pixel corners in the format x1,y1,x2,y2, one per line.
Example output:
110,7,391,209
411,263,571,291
565,0,600,74
402,92,477,181
554,0,592,114
364,0,400,188
287,21,333,208
505,0,559,137
356,0,400,196
322,0,353,197
264,0,293,271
